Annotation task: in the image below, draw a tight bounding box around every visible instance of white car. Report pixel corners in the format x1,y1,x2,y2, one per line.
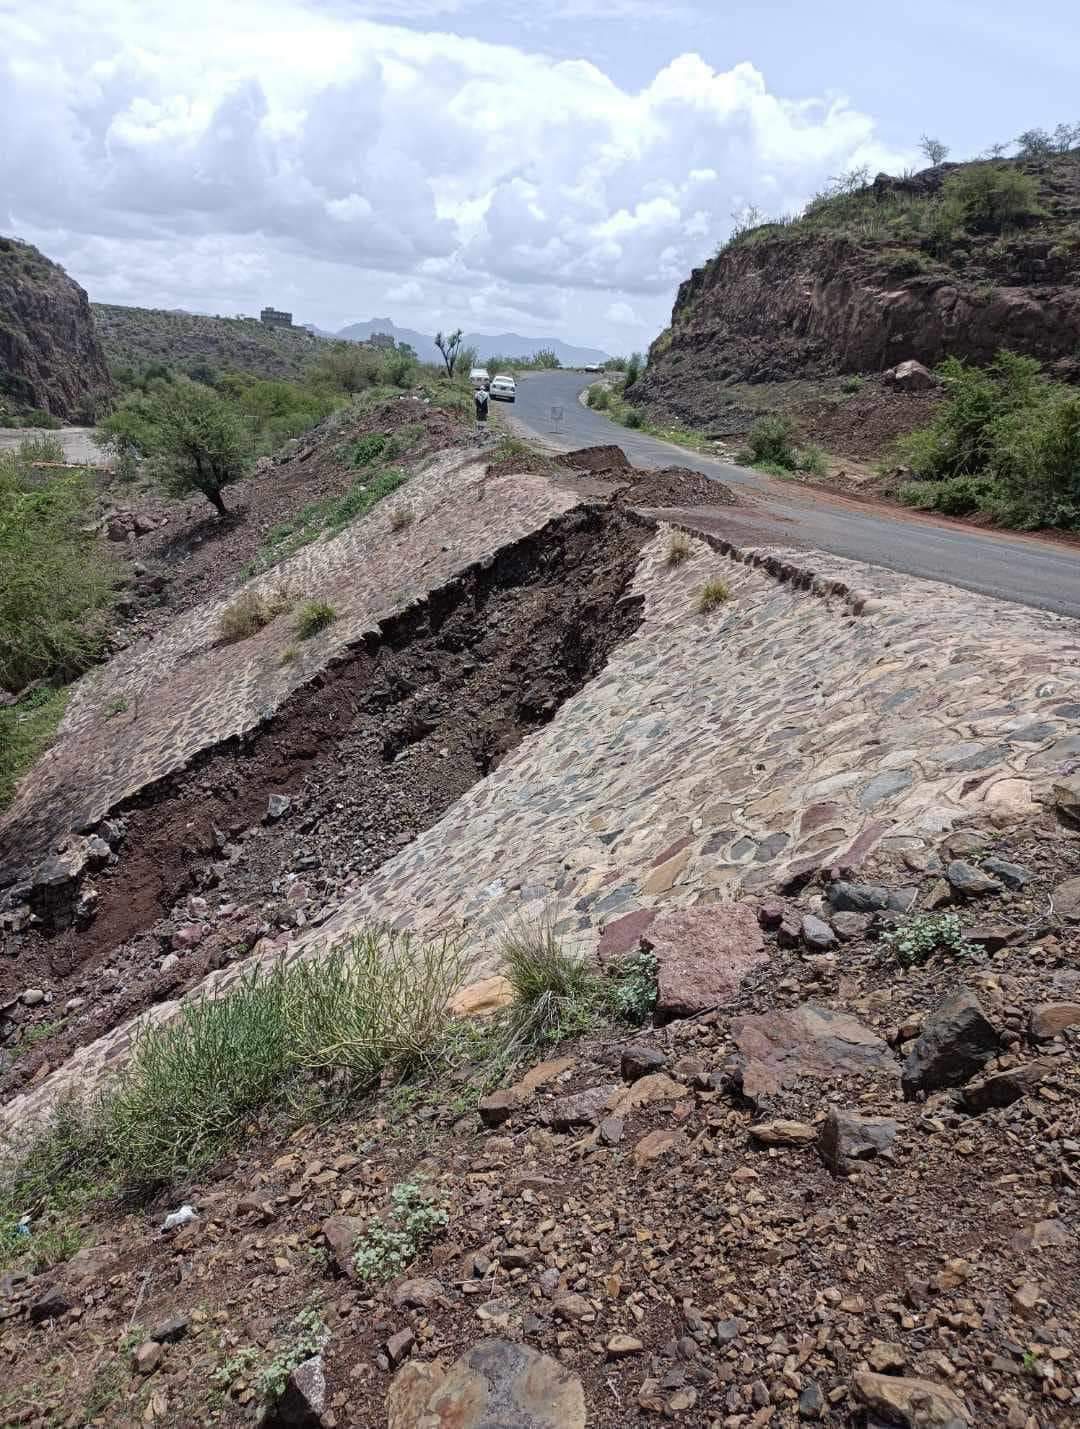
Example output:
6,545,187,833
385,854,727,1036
489,374,516,402
582,362,602,373
469,367,491,390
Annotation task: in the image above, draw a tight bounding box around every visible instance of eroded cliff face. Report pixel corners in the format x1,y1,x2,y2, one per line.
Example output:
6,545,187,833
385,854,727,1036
0,238,112,421
638,233,1080,418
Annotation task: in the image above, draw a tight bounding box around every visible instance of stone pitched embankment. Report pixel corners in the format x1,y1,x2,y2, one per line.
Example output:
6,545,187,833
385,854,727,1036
6,495,1080,1137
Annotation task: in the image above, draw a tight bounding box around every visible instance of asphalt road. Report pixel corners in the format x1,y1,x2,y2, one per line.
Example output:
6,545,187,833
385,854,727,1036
505,371,1080,620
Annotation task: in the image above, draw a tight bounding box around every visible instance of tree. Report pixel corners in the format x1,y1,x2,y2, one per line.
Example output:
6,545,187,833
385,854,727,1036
1015,127,1053,157
532,348,561,369
919,135,950,166
453,343,479,377
434,329,463,377
100,378,248,517
624,351,644,387
308,342,380,394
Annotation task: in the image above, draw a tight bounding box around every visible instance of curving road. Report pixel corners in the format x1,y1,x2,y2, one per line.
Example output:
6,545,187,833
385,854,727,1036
505,371,1080,620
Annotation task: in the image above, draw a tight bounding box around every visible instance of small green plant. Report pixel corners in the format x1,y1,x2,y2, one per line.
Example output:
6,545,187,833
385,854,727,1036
257,1305,329,1402
294,599,336,639
586,384,610,410
102,694,128,719
601,951,658,1025
741,413,798,470
279,644,298,667
622,407,643,429
350,433,389,467
697,577,731,612
353,1179,449,1283
883,911,978,968
797,442,828,476
841,376,864,394
211,1344,260,1392
666,531,692,567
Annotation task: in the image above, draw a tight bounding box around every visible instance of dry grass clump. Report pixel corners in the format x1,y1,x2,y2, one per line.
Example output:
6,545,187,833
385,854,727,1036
219,586,293,644
697,577,731,612
666,530,692,566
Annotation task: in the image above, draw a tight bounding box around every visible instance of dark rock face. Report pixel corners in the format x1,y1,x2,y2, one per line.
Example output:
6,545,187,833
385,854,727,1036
901,989,999,1099
0,237,112,420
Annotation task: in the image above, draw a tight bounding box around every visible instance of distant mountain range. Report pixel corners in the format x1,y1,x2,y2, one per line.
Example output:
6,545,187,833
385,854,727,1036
307,317,609,367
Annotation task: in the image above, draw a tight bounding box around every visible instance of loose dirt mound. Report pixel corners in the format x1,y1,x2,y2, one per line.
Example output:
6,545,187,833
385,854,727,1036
1,506,650,1088
554,444,631,476
619,465,737,508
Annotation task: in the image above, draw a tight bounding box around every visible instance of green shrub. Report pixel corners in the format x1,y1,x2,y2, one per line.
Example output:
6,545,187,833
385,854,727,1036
0,448,116,692
941,164,1043,234
841,376,864,395
883,911,977,968
218,587,291,644
0,687,71,808
586,384,610,410
600,951,658,1025
797,443,828,476
294,600,336,639
744,414,798,469
622,407,643,429
666,531,692,566
898,474,1001,515
502,919,600,1048
350,433,389,467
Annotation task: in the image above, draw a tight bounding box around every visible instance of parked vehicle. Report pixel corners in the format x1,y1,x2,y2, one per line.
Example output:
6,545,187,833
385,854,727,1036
489,374,516,402
582,362,602,373
469,367,491,390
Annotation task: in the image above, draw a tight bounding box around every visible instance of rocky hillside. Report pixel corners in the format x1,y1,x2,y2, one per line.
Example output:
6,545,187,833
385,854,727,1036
92,303,330,381
0,238,112,421
636,148,1080,425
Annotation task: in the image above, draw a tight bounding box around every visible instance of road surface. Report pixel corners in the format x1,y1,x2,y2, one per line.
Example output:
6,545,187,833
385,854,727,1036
0,426,104,465
507,371,1080,620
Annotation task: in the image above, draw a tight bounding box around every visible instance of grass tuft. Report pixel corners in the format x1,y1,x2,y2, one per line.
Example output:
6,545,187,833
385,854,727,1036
0,686,70,809
294,599,336,639
697,577,731,612
666,531,692,567
219,586,293,644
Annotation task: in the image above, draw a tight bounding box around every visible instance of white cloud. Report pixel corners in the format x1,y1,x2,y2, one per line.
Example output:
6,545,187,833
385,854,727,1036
0,0,912,350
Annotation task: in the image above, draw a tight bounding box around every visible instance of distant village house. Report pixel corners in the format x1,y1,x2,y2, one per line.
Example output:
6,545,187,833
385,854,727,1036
260,307,293,328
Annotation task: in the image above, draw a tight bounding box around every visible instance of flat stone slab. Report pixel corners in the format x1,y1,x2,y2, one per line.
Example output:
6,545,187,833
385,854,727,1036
643,903,768,1020
732,1003,898,1102
415,1338,586,1429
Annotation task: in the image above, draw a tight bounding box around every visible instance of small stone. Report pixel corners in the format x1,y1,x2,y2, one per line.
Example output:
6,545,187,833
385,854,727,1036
901,989,999,1099
598,1116,624,1146
758,901,785,930
272,1355,326,1427
392,1279,444,1311
266,794,291,821
867,1340,906,1373
620,1045,668,1082
149,1315,189,1344
385,1328,415,1367
1012,1282,1041,1310
852,1371,970,1427
478,1089,522,1127
798,1382,825,1419
159,954,180,975
548,1084,618,1131
828,881,888,913
1051,775,1080,827
962,1059,1056,1113
1053,874,1080,920
498,1247,535,1270
748,1119,816,1147
801,914,836,951
945,860,1001,895
1011,1218,1070,1251
633,1128,686,1166
831,911,870,941
29,1287,72,1323
170,924,203,951
606,1334,644,1358
132,1341,163,1375
20,989,45,1007
321,1215,363,1279
981,858,1031,889
818,1109,898,1174
553,1292,592,1322
1030,1002,1080,1040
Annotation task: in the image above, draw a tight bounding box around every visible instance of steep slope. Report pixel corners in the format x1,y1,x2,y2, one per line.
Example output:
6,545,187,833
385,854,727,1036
0,238,112,421
636,148,1080,422
92,303,329,381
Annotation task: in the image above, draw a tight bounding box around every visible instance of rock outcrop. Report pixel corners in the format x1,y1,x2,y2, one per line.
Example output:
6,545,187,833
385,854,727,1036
0,237,112,420
635,151,1080,421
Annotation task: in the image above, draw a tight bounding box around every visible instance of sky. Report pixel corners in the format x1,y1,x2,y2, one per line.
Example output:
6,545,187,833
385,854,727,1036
2,0,1077,354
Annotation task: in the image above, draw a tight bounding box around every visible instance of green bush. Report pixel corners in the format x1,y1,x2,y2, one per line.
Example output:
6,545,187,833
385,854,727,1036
941,164,1043,234
586,384,610,410
883,911,977,968
899,474,1001,516
0,445,116,692
797,443,828,476
893,350,1080,526
622,407,643,429
744,413,798,469
294,600,336,639
353,1180,449,1283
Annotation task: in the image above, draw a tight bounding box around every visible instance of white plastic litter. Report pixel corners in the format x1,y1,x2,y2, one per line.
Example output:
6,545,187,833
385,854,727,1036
161,1204,198,1231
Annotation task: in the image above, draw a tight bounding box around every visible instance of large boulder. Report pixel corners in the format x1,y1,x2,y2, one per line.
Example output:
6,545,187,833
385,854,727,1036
852,1371,969,1427
731,1004,898,1103
901,989,999,1099
882,359,938,392
394,1338,586,1429
642,903,768,1020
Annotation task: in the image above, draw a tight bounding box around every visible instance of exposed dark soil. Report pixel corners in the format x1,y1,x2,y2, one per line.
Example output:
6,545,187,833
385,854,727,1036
789,381,941,463
618,466,738,509
0,505,652,1092
555,444,631,476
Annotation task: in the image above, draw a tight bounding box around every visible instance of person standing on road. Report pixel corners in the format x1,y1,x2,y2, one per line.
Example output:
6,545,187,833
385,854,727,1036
474,384,490,431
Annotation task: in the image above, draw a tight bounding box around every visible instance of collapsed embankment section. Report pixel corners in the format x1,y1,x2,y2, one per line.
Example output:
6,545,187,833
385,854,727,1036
9,513,1080,1135
0,451,583,882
